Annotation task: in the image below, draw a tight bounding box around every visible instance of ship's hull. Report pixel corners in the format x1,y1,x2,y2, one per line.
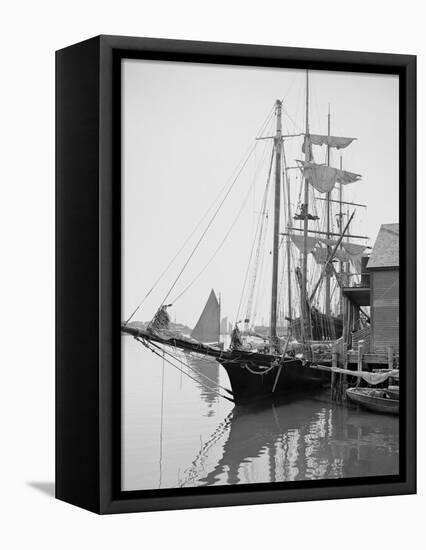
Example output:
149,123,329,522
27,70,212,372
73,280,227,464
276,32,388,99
121,324,328,406
219,357,327,405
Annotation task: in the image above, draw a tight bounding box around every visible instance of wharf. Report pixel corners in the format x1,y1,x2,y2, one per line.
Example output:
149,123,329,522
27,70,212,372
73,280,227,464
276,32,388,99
308,343,399,402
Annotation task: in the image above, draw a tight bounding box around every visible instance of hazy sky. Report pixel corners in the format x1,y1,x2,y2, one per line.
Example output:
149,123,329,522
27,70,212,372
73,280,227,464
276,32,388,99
122,59,399,328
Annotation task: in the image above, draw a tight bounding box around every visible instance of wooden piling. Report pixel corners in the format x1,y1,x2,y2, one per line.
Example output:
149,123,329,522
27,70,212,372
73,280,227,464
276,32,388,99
356,341,364,388
331,346,338,400
387,346,393,370
343,342,348,370
342,296,348,346
387,347,394,386
357,341,364,372
332,348,338,370
339,342,348,401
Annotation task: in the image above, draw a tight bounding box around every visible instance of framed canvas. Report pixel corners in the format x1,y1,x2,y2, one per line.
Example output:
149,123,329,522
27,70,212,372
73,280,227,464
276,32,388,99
56,35,416,514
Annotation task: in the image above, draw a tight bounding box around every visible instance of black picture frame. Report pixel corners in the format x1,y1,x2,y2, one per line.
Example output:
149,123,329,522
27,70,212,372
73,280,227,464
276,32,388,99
56,35,416,514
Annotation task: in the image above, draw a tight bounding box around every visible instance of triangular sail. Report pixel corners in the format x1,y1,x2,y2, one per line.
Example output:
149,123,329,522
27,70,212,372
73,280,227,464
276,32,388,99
191,289,220,343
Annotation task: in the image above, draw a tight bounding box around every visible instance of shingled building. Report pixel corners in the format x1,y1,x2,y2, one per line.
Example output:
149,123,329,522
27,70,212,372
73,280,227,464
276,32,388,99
367,223,399,353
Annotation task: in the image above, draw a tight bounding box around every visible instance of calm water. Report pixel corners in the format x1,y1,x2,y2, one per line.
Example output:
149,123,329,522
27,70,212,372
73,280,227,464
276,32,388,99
122,335,399,491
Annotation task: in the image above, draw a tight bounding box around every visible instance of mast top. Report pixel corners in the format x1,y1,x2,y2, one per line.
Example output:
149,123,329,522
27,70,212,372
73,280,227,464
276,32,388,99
305,70,310,136
275,100,282,135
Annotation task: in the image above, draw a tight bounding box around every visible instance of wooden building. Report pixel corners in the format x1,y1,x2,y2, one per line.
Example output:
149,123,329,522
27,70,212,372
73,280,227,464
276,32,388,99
367,223,399,353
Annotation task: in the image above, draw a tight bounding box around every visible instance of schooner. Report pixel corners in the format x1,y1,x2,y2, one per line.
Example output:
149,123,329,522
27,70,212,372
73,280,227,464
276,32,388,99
122,71,369,405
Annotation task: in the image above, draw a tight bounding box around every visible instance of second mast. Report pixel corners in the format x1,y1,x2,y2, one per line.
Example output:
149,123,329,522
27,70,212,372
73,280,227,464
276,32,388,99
270,99,282,346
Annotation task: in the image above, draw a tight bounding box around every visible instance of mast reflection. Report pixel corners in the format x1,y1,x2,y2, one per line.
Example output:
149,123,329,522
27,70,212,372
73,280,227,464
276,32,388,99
181,394,399,487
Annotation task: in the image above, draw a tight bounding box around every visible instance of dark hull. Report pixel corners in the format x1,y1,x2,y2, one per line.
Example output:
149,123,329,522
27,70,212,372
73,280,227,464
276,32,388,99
219,358,327,405
121,324,328,406
290,312,343,340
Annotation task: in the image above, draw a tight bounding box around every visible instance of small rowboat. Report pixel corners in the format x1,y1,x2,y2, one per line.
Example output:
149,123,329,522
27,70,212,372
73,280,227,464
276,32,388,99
386,385,400,400
346,387,399,415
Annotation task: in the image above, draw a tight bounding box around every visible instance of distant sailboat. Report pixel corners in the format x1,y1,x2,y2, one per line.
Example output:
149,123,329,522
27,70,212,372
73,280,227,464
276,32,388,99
189,289,223,411
191,289,221,347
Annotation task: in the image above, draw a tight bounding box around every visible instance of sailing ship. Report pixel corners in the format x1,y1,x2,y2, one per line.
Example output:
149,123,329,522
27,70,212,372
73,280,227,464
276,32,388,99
122,71,369,405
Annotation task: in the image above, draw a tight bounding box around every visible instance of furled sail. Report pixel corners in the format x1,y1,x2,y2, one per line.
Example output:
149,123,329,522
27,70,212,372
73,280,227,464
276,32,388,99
335,249,349,262
342,242,367,258
290,234,319,254
148,305,171,332
312,239,366,264
302,134,356,153
319,237,339,247
312,244,348,264
191,289,220,343
311,247,329,264
299,161,361,193
341,242,367,275
303,135,313,161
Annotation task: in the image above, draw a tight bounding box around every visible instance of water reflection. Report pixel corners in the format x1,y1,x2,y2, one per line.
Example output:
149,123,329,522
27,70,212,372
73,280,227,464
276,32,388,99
122,336,399,491
179,392,399,487
186,354,221,415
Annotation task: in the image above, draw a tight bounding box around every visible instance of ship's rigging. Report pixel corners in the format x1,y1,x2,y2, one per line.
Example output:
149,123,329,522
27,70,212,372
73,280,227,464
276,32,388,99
123,70,371,404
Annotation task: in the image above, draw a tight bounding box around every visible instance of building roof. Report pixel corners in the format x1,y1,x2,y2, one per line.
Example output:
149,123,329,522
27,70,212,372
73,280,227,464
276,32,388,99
367,223,399,269
342,286,370,307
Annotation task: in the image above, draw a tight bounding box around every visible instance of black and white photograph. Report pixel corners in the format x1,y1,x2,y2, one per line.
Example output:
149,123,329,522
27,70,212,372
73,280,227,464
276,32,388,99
1,0,422,544
121,59,401,491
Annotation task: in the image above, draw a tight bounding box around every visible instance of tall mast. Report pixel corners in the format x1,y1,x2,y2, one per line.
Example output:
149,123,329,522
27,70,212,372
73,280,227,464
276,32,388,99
338,154,344,313
270,99,282,346
282,143,293,329
325,105,331,318
301,71,310,342
218,292,221,341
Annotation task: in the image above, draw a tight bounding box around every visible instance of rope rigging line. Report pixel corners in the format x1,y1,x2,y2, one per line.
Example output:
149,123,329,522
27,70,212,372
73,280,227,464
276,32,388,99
171,134,274,305
282,103,304,134
154,341,233,395
173,352,233,396
136,337,234,403
179,413,233,487
125,105,276,325
159,116,276,311
234,189,268,324
136,338,233,401
236,132,280,327
243,146,275,326
251,212,270,327
158,145,254,309
244,363,276,376
158,351,165,488
171,176,255,303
